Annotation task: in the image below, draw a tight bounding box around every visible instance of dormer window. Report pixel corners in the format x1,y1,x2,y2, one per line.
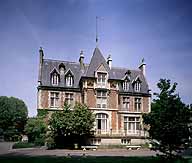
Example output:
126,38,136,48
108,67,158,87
135,81,141,92
123,80,129,91
65,74,73,87
97,73,107,87
51,72,59,85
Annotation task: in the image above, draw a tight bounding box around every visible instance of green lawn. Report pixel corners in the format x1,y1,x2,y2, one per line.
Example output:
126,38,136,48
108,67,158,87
0,156,191,163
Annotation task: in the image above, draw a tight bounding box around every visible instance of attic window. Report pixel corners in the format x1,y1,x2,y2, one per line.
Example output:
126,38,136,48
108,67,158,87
123,80,129,91
65,74,73,87
97,73,107,85
51,72,59,86
135,81,141,92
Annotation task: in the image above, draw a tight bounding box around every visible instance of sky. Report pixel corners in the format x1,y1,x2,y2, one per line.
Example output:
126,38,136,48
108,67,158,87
0,0,192,117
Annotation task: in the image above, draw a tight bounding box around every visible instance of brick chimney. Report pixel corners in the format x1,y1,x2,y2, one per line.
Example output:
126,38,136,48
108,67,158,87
38,47,44,85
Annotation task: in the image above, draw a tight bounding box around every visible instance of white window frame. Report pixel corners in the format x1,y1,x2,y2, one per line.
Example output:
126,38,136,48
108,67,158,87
124,117,140,134
96,113,108,132
65,93,73,105
123,81,129,91
51,72,59,85
135,81,141,92
50,92,59,107
97,72,107,87
122,97,130,110
97,91,107,108
135,97,142,112
65,74,73,87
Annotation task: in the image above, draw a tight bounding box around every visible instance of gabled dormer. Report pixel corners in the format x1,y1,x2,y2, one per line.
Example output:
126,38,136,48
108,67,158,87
50,68,60,86
122,70,131,91
65,69,74,87
132,76,142,92
95,64,108,88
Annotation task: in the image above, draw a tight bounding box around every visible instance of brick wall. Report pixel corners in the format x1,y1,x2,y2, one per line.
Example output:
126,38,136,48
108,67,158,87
86,89,96,108
108,90,117,109
39,90,49,109
143,96,150,113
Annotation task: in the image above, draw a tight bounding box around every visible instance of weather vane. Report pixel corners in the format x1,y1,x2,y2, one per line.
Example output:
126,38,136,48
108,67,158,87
96,16,104,46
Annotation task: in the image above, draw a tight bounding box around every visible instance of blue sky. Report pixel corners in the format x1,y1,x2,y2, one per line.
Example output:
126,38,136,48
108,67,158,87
0,0,192,116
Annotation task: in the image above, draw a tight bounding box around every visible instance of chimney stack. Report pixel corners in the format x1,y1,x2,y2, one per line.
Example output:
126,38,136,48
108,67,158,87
139,58,146,76
107,54,112,69
38,47,44,85
39,47,44,64
79,50,84,69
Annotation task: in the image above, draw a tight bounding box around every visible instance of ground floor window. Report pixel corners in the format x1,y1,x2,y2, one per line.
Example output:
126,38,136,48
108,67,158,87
124,117,140,134
96,113,108,132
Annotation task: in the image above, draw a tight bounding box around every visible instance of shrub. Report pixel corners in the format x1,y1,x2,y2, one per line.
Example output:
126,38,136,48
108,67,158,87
12,142,37,149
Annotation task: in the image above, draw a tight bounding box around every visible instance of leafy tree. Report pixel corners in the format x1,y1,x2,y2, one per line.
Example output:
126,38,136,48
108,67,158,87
143,79,191,158
49,103,95,148
24,117,47,146
0,96,28,141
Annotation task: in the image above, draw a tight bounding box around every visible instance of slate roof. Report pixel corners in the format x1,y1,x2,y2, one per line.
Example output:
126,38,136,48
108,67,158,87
39,47,150,94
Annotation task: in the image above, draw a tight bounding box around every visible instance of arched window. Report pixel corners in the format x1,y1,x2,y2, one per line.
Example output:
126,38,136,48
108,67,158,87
123,80,129,91
96,113,108,132
65,73,73,87
51,72,59,85
134,81,141,92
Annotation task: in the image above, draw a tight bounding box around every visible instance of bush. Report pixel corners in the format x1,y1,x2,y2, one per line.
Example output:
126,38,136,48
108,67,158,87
12,142,37,149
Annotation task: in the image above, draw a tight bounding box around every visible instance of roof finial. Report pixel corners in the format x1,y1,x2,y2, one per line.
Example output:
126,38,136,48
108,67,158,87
96,16,98,46
141,58,145,64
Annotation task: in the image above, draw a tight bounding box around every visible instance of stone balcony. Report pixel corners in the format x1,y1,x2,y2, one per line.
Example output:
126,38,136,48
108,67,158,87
93,129,148,138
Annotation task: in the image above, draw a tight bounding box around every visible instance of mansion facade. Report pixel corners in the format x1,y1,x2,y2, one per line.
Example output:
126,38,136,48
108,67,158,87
37,47,151,145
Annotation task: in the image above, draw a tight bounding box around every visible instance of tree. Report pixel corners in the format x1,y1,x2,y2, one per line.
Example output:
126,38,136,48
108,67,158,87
0,96,28,141
143,79,191,158
49,103,95,148
24,117,47,146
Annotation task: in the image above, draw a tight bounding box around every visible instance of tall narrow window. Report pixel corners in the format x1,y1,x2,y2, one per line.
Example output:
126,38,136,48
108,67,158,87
123,97,130,110
135,98,141,112
96,113,108,132
135,81,141,92
65,74,73,87
97,91,107,108
123,81,129,91
50,92,59,107
65,93,73,105
97,73,107,87
124,117,140,134
51,72,59,85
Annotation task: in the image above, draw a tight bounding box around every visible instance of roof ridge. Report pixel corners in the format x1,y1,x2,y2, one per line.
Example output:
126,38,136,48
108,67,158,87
111,66,140,72
44,58,89,66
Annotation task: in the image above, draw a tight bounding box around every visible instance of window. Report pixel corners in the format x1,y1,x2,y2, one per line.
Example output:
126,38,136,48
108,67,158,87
65,74,73,87
50,92,59,107
96,113,108,132
97,91,107,108
65,93,73,105
97,73,107,86
121,139,130,145
123,97,130,110
51,72,59,85
135,98,141,112
135,82,141,92
91,138,101,145
123,81,129,91
124,117,140,134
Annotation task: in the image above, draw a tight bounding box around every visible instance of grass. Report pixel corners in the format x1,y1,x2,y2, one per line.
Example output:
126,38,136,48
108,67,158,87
12,142,39,149
0,156,191,163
